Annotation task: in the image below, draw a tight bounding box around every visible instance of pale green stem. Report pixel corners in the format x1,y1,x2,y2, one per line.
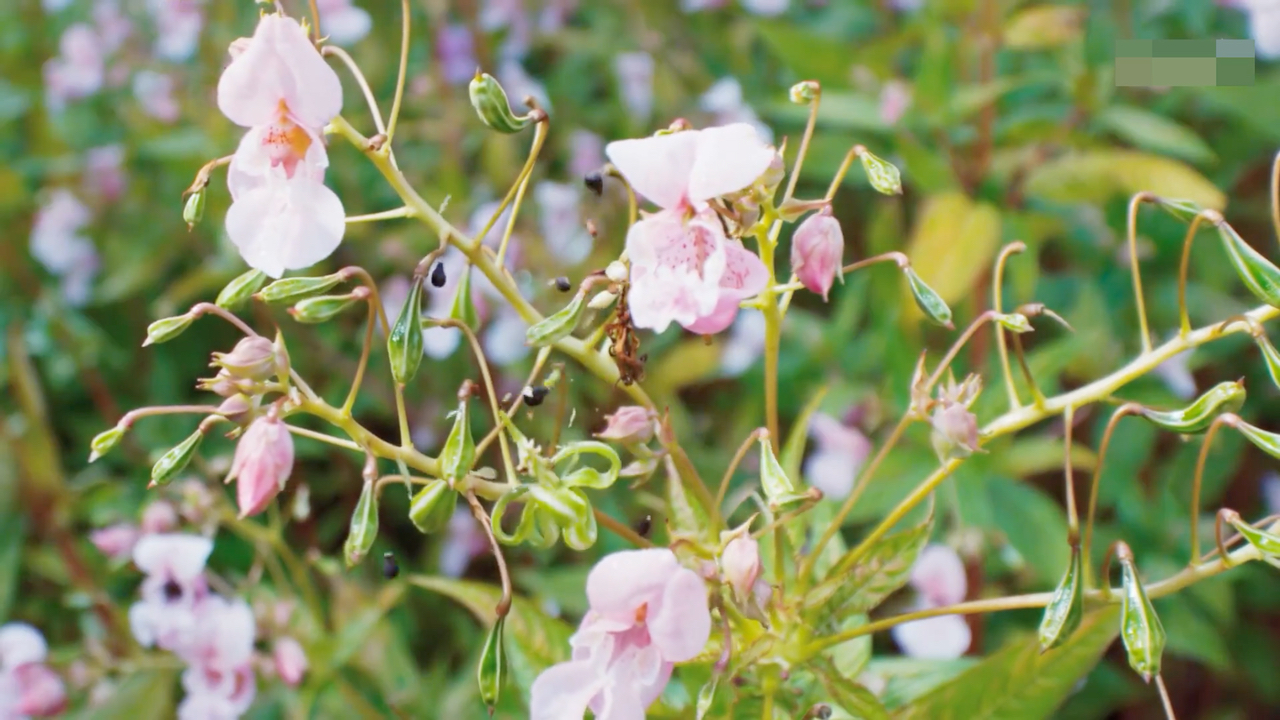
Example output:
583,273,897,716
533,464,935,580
346,207,413,223
992,242,1026,410
322,45,387,136
432,318,517,488
1126,192,1156,354
284,424,363,452
384,0,410,146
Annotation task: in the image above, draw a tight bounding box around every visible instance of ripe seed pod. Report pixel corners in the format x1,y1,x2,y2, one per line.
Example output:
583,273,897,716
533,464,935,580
1037,542,1084,651
1216,218,1280,309
430,262,447,288
468,72,532,134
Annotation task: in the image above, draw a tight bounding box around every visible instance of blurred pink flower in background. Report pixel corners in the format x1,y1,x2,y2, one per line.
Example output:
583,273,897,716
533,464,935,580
272,637,308,687
891,544,972,659
614,51,655,121
878,80,912,126
151,0,205,61
44,23,106,111
29,189,100,306
43,0,73,12
175,596,258,719
699,77,773,143
316,0,371,45
436,24,477,86
93,0,133,54
1238,0,1280,58
133,70,181,122
530,549,711,720
1153,341,1196,400
91,524,142,561
740,0,788,15
83,144,127,201
568,129,605,179
0,623,66,718
498,58,550,111
535,180,593,265
129,533,214,651
803,412,871,500
594,406,657,445
440,506,489,577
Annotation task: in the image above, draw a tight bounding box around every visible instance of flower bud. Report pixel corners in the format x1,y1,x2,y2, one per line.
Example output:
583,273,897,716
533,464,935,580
216,268,268,310
197,369,243,398
143,313,195,346
929,402,980,462
344,479,379,567
469,71,533,134
257,272,347,304
605,261,629,283
89,424,127,462
791,208,844,301
995,312,1033,333
587,289,617,311
526,289,587,347
594,406,656,445
183,190,205,229
409,479,457,534
388,276,425,384
212,336,278,382
440,400,476,482
216,394,255,424
858,148,902,195
151,429,205,486
227,414,294,518
273,637,308,688
789,80,821,104
720,534,761,599
289,291,364,324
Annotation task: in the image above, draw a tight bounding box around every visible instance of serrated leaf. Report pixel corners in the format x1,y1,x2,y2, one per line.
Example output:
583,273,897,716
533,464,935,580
1095,105,1216,165
1023,150,1226,210
902,192,1001,324
895,606,1120,720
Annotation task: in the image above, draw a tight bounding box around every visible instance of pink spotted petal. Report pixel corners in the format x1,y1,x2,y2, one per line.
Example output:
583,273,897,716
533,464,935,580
585,548,679,621
529,659,607,720
604,131,699,209
682,239,767,334
686,123,775,204
647,567,711,662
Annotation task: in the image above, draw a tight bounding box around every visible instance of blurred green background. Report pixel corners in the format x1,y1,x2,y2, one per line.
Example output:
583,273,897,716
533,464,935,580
5,0,1280,717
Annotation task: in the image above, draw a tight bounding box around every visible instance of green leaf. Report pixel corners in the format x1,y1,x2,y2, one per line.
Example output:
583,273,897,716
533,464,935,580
780,386,828,482
896,607,1121,720
866,657,977,711
754,22,855,86
987,478,1070,585
903,192,1001,324
812,657,890,720
1023,150,1226,210
75,670,177,720
1003,5,1086,49
1094,105,1216,165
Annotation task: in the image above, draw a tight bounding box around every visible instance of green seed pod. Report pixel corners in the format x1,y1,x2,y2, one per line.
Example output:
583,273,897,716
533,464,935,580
490,487,537,546
526,289,588,347
995,312,1033,334
759,435,807,510
1116,543,1166,683
902,266,953,328
89,425,127,462
289,292,362,324
1155,197,1202,223
1234,419,1280,462
183,190,205,229
477,616,506,710
696,677,720,720
216,269,268,310
408,479,457,534
560,490,598,551
344,479,379,568
1217,220,1280,308
257,273,347,304
527,485,595,550
1224,510,1280,555
1138,379,1246,434
858,149,903,196
1253,333,1280,391
440,400,476,482
449,266,480,330
388,277,425,384
550,440,622,489
789,80,820,104
151,429,204,485
469,72,532,134
144,313,195,347
1037,542,1084,651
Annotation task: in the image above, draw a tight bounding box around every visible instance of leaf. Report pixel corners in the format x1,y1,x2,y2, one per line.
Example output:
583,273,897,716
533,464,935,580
754,22,855,87
866,657,978,711
987,478,1071,585
781,386,828,483
813,658,891,720
411,576,574,703
76,670,177,720
1003,5,1086,49
902,193,1002,322
1094,106,1216,165
1023,150,1226,210
894,606,1120,720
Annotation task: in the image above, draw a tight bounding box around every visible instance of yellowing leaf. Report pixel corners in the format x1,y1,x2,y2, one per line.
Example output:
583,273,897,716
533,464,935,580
1023,150,1227,210
1003,5,1086,50
902,192,1002,323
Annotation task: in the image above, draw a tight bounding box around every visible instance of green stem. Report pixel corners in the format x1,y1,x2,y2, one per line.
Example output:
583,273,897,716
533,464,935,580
992,242,1026,410
384,0,410,145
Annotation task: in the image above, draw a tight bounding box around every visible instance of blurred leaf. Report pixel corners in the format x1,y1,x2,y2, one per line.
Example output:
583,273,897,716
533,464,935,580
76,670,177,720
988,477,1071,586
895,606,1121,720
1003,5,1087,49
0,77,28,122
1094,106,1216,165
868,657,978,711
781,385,828,483
1152,594,1232,673
1023,151,1226,210
812,657,890,720
902,192,1002,322
994,436,1097,479
648,337,723,395
895,132,960,193
754,22,853,86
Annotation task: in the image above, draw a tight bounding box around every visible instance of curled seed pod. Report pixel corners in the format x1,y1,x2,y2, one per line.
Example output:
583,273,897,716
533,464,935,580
469,72,532,134
1138,379,1245,434
1037,542,1084,651
1252,332,1280,390
216,269,268,310
382,552,400,579
1156,197,1203,223
1234,419,1280,462
1223,509,1280,555
290,292,363,324
1216,218,1280,308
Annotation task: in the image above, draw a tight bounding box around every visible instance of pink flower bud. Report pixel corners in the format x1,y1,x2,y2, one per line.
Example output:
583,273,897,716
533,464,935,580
790,208,844,301
89,524,140,560
212,336,279,382
273,636,308,687
140,500,178,534
216,394,255,424
720,535,761,598
13,663,68,717
228,414,295,518
929,402,980,461
594,406,656,444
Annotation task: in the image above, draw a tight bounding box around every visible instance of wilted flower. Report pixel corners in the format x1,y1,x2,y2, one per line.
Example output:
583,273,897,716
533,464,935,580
227,413,295,518
929,374,983,462
594,406,656,445
128,533,214,651
720,534,761,599
803,412,871,500
273,636,308,687
606,123,775,334
529,549,711,720
317,0,372,46
790,207,843,301
217,13,345,278
891,544,971,659
212,336,281,382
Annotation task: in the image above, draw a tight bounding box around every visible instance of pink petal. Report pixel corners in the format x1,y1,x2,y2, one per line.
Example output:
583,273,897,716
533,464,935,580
681,239,767,334
595,669,648,720
273,637,308,687
225,176,345,279
0,622,48,670
13,663,67,717
529,659,606,720
910,544,967,607
585,549,679,620
891,613,971,659
217,15,342,129
132,533,213,581
605,131,699,209
685,123,775,204
647,566,711,661
625,212,726,333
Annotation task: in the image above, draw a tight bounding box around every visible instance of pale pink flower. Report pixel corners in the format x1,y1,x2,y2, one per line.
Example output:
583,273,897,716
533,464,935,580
538,0,578,33
803,413,871,500
699,78,773,143
606,123,774,334
1153,342,1196,400
29,189,99,306
43,0,73,12
227,414,295,518
0,623,48,671
11,663,68,717
142,500,180,534
891,544,970,659
482,306,530,367
878,80,912,126
175,596,257,719
719,310,765,376
497,59,549,111
93,0,132,54
480,0,531,59
910,544,967,607
720,535,761,599
440,506,488,577
436,24,477,86
529,549,712,720
91,523,142,561
217,13,345,278
128,533,214,651
569,129,605,179
272,637,308,687
83,144,127,201
317,0,371,46
1243,0,1280,58
151,0,204,61
594,406,656,445
613,51,655,120
930,402,980,461
133,70,180,122
534,181,593,265
790,208,844,301
44,23,106,111
891,613,971,659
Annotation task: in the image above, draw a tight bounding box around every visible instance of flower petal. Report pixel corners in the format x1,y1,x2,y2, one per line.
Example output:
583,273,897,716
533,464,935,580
890,613,971,659
910,544,967,607
585,548,679,620
132,533,214,581
529,659,606,720
217,15,342,129
0,622,48,670
686,123,775,204
647,566,711,662
225,175,346,279
605,131,699,209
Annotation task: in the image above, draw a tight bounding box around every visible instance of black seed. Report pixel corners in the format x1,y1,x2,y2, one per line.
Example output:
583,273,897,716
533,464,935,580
430,262,447,288
635,515,652,538
382,552,400,579
584,172,604,196
162,579,184,601
554,276,572,292
523,385,550,407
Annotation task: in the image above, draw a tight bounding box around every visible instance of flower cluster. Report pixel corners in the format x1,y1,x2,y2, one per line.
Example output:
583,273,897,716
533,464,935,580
0,623,66,718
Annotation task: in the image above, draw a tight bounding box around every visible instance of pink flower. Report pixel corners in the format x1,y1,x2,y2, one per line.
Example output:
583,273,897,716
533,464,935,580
878,80,912,126
91,523,141,560
436,24,477,86
614,51,655,120
228,414,295,518
93,0,132,55
316,0,371,45
594,406,656,445
529,549,711,720
151,0,204,61
141,500,180,534
128,533,214,651
0,622,49,671
272,636,308,687
930,402,979,461
83,144,127,201
569,129,605,179
11,663,68,717
535,181,593,265
440,506,489,578
29,189,99,306
133,70,180,122
217,13,345,278
802,413,871,500
175,596,258,719
790,207,843,301
1243,0,1280,58
720,535,760,599
43,23,105,111
891,613,971,659
910,544,967,607
891,544,970,659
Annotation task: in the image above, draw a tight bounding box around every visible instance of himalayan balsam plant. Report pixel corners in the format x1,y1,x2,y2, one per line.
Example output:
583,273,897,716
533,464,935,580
49,3,1280,719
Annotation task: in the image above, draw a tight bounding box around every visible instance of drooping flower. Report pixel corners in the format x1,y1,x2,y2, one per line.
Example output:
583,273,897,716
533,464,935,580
316,0,372,46
217,13,345,278
529,549,712,720
606,123,775,334
891,544,971,659
227,413,295,518
128,533,214,652
594,406,656,445
803,412,871,500
791,207,844,301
